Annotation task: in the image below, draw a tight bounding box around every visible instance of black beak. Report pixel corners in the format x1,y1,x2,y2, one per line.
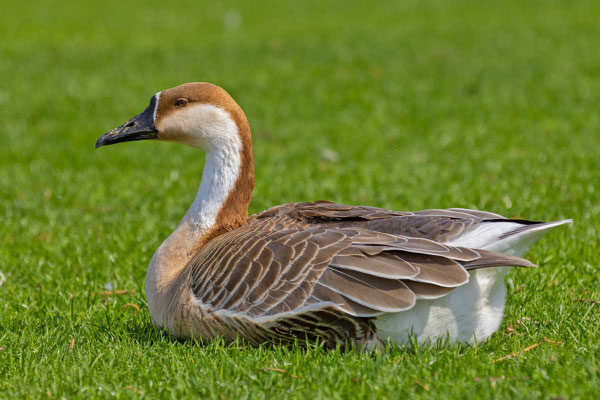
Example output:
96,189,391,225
96,100,158,149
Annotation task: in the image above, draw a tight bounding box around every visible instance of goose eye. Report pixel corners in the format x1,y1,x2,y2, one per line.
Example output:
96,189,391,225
175,98,188,108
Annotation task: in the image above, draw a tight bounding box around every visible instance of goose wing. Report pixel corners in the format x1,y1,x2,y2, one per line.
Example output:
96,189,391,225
187,203,534,325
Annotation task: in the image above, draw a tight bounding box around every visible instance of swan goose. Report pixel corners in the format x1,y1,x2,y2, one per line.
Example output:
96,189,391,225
96,82,571,349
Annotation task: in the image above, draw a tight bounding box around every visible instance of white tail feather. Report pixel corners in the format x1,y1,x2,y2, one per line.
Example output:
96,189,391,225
447,219,572,257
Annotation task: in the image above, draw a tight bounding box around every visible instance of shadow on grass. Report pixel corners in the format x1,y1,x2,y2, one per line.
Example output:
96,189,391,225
120,313,478,360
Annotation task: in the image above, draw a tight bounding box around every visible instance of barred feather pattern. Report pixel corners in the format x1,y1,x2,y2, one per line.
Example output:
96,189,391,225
164,201,538,348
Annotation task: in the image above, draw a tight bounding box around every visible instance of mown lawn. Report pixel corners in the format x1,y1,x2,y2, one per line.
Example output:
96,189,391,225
1,0,599,398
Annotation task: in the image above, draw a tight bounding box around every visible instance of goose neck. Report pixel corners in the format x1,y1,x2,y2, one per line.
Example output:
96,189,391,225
145,107,254,326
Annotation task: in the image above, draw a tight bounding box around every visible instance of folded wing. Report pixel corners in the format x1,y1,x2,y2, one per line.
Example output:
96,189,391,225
188,210,535,323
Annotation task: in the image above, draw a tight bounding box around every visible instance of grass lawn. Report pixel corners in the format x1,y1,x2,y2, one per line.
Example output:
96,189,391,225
1,0,599,397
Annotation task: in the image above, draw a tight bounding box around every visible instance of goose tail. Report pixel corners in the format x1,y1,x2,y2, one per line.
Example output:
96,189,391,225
447,218,572,257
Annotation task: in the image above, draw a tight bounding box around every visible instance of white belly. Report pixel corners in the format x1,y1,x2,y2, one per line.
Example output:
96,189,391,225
374,267,510,345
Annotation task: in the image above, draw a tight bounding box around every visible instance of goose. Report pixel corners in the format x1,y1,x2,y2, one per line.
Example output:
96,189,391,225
96,82,571,349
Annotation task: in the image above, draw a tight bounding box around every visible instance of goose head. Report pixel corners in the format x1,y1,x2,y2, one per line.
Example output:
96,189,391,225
96,82,255,237
96,82,249,152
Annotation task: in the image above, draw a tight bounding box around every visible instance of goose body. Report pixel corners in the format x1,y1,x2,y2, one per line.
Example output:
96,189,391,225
96,83,570,348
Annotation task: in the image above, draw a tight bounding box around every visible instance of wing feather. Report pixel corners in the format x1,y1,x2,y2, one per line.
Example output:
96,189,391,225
311,283,384,317
330,251,419,279
319,268,415,312
402,280,455,300
393,252,470,287
462,249,537,270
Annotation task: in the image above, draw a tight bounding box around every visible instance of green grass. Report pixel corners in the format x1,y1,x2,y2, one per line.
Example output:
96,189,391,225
1,0,599,398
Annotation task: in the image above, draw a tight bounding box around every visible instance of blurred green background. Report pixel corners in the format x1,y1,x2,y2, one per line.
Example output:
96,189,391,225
0,0,599,398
